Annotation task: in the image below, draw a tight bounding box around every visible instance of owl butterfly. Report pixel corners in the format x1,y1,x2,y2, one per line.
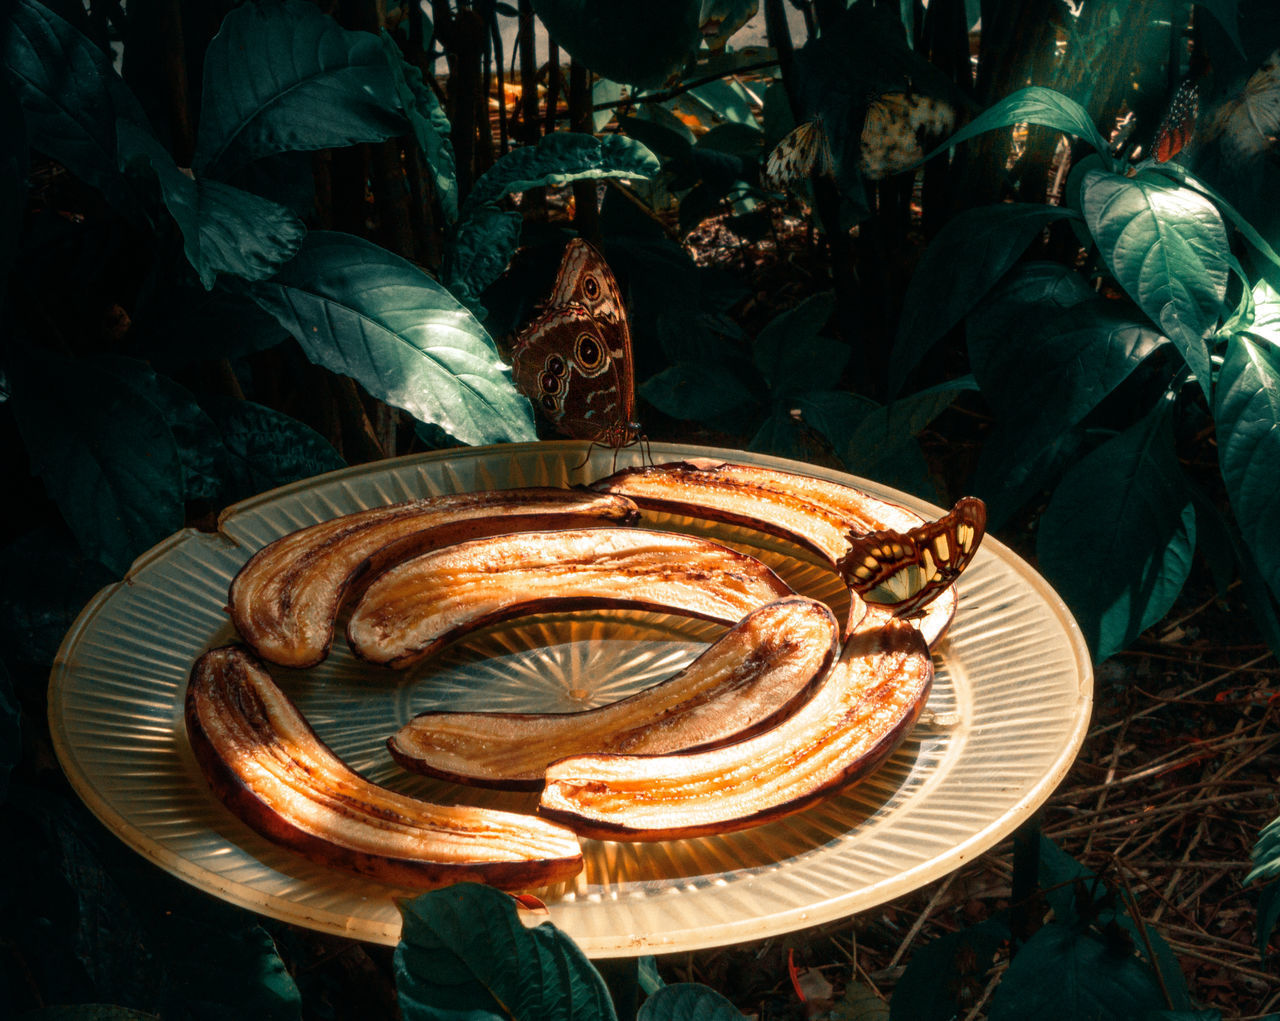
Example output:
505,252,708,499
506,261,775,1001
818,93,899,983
511,239,640,451
841,496,987,618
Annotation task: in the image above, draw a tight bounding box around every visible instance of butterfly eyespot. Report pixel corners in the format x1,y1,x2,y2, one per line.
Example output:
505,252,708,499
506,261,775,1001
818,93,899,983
540,394,559,413
583,276,600,300
546,354,567,377
540,371,562,394
574,333,605,370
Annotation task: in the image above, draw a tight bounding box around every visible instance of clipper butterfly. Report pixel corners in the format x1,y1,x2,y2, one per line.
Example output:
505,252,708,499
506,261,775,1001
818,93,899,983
841,496,987,617
511,239,641,450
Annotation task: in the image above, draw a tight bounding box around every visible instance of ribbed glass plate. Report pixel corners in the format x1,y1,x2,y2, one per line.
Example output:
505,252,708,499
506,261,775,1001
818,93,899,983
49,441,1092,957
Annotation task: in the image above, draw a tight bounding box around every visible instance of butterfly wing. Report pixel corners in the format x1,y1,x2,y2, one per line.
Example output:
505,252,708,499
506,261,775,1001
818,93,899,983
512,240,637,447
840,497,987,617
1203,48,1280,162
1154,77,1200,162
764,118,833,192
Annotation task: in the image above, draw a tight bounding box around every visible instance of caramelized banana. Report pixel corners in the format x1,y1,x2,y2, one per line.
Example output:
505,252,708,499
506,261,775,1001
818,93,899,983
229,488,639,668
347,528,795,669
388,597,839,790
592,460,961,641
185,646,583,890
537,610,933,842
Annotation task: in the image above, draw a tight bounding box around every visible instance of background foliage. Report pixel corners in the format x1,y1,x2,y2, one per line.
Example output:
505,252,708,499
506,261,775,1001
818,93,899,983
2,0,1279,1017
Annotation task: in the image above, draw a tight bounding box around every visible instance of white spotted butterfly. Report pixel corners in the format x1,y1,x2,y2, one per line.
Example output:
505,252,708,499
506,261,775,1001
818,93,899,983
841,496,987,617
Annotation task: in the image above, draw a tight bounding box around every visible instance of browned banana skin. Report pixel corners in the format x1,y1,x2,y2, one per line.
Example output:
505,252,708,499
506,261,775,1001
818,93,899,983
536,611,933,842
185,645,584,891
591,460,957,643
228,488,639,668
346,527,796,669
387,597,840,790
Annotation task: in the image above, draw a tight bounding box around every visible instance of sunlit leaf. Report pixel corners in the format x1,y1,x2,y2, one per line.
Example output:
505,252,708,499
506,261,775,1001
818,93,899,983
1036,400,1196,661
1081,169,1230,402
638,982,747,1020
395,884,616,1021
195,0,407,179
383,32,458,223
924,86,1114,167
249,232,536,445
1215,332,1280,599
889,204,1080,395
531,0,701,89
465,132,660,211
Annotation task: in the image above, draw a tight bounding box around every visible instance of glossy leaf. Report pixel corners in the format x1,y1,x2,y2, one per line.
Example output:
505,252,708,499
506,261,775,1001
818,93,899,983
195,0,407,179
8,348,185,576
395,884,616,1021
465,132,660,211
924,86,1113,167
203,397,346,500
4,0,150,220
1081,169,1229,402
889,204,1080,395
638,982,747,1019
1036,401,1196,661
1215,332,1280,599
383,32,458,223
117,121,306,288
530,0,702,89
987,922,1166,1021
249,232,537,445
443,205,523,316
1250,278,1280,344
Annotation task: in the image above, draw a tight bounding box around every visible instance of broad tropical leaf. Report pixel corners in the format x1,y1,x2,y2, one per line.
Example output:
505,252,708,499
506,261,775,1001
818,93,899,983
923,86,1114,168
1081,169,1230,402
383,32,458,223
8,348,185,576
753,292,842,395
195,0,407,179
249,232,537,445
638,982,747,1020
117,121,306,288
4,0,151,220
640,362,758,422
395,884,616,1021
889,204,1080,395
530,0,702,89
1215,332,1280,599
890,917,1010,1021
442,205,523,315
1036,401,1196,660
464,132,660,211
203,397,346,500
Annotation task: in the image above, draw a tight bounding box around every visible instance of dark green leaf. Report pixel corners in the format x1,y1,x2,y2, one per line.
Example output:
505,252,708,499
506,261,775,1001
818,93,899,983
0,527,116,669
8,348,185,576
443,205,523,315
971,423,1083,530
795,390,878,449
924,86,1114,168
160,923,301,1021
465,132,660,212
383,32,458,223
696,122,766,158
194,0,408,179
202,396,345,500
1036,400,1196,661
249,231,537,445
0,656,18,802
1193,0,1245,56
117,120,306,288
1038,834,1101,925
890,917,1009,1021
638,982,746,1020
889,204,1080,395
395,884,616,1021
1216,333,1280,599
134,283,288,369
754,292,839,394
620,112,696,162
1081,169,1229,402
17,1007,157,1019
5,0,150,220
1250,815,1280,885
531,0,702,89
1258,879,1280,955
748,408,810,461
640,363,758,421
988,921,1166,1021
